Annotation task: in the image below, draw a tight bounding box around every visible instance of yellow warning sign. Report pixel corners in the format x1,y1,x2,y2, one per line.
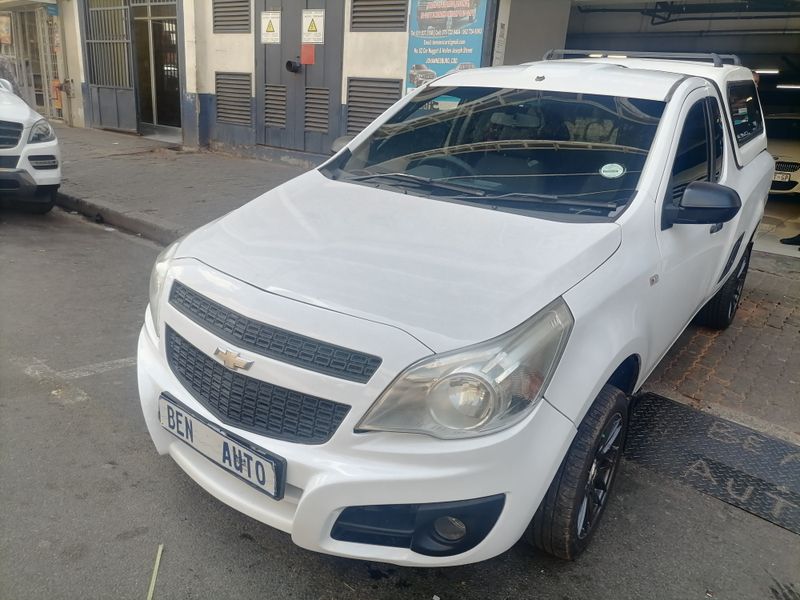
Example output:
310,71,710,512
261,10,280,44
301,9,324,44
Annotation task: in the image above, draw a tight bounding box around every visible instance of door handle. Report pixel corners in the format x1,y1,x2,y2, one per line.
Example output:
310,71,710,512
709,223,723,234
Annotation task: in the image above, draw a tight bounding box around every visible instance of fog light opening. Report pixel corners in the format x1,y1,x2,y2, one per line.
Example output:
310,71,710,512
433,516,467,542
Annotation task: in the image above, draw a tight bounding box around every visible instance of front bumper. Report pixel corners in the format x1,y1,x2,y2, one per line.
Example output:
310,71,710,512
770,170,799,194
0,136,61,196
137,306,576,567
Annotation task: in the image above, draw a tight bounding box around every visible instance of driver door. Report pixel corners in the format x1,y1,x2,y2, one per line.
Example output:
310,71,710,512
648,88,737,366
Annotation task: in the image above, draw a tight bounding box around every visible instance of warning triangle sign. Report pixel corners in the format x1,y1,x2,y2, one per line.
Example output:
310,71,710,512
308,19,317,32
266,20,275,32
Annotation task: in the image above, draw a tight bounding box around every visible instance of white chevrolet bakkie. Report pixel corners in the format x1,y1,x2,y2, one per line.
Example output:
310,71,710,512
0,79,61,213
138,50,773,566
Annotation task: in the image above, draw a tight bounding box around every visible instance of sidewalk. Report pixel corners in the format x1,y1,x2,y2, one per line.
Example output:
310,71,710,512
55,124,308,244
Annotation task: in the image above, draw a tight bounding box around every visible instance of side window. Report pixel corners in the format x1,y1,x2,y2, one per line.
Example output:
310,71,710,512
727,81,763,147
670,101,709,204
708,97,724,181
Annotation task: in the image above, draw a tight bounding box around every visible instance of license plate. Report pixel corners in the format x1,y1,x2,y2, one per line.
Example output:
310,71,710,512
159,395,285,499
773,172,791,182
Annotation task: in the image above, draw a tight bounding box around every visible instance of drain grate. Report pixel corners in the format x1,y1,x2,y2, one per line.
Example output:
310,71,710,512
625,394,800,534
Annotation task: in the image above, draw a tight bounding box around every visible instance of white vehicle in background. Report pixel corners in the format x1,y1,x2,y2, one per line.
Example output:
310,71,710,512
0,78,61,214
138,51,773,567
766,114,800,195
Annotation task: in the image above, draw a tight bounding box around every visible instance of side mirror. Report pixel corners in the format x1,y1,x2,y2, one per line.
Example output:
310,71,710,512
0,78,13,93
661,181,741,230
331,135,354,154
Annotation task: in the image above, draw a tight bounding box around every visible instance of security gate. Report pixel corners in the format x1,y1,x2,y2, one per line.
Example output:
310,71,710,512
131,0,181,133
256,0,344,154
84,0,136,131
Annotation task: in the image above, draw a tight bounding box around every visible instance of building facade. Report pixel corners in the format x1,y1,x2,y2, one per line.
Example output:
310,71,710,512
0,0,571,157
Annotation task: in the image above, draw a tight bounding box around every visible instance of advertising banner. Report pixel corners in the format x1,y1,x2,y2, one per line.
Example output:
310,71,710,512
406,0,489,94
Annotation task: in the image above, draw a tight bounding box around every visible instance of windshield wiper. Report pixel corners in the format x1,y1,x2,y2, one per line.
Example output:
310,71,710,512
345,172,485,196
449,191,619,210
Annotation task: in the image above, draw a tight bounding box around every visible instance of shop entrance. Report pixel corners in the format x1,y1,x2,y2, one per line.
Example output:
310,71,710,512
255,0,344,154
82,0,181,135
132,0,180,135
0,7,65,120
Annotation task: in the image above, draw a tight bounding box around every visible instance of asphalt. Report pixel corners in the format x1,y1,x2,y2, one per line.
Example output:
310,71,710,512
1,208,798,600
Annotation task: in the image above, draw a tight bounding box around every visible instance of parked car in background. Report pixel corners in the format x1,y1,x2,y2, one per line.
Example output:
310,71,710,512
138,52,772,568
409,64,437,87
0,78,61,214
446,62,476,75
766,114,800,195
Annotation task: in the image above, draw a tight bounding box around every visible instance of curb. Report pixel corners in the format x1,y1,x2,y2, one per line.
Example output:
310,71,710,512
56,191,183,246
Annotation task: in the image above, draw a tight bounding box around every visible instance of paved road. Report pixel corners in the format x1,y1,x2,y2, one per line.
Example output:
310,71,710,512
1,209,798,600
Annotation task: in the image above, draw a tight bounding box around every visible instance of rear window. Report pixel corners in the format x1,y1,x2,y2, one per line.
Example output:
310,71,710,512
727,81,763,147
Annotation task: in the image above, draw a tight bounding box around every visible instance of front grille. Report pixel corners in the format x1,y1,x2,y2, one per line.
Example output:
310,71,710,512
0,155,19,168
0,120,23,148
165,326,350,444
170,282,382,383
29,155,58,170
775,161,800,173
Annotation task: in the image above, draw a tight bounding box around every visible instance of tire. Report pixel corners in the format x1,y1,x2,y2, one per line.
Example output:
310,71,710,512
16,188,56,214
694,244,751,330
525,384,628,560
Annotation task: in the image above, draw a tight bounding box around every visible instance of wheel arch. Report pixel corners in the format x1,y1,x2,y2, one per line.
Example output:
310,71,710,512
605,354,641,396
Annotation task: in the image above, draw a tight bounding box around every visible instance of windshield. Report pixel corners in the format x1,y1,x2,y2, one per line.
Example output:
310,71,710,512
766,118,800,142
323,86,666,220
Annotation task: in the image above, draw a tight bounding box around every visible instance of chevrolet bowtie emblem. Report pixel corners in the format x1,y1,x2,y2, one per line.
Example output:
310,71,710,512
213,348,254,371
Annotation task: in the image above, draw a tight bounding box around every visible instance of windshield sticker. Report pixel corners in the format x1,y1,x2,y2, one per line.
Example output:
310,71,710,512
600,163,625,179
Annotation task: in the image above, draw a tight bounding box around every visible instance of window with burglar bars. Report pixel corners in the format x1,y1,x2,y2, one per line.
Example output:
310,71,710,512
213,0,251,33
351,0,408,31
85,0,131,88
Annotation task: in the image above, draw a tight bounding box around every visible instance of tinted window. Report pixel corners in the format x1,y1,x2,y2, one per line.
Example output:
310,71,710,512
727,81,763,146
325,86,666,221
708,98,724,181
671,101,709,203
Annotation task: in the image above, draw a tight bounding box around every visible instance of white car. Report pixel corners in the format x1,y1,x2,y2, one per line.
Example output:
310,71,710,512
766,114,800,195
137,51,773,567
0,79,61,214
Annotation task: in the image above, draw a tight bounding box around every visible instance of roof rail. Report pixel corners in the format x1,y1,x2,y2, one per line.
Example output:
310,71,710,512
542,49,742,68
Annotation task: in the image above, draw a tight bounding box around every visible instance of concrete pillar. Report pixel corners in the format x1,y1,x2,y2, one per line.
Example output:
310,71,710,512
58,0,85,127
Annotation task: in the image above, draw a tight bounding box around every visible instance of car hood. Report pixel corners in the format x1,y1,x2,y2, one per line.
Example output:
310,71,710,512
768,139,800,162
177,170,622,352
0,90,40,125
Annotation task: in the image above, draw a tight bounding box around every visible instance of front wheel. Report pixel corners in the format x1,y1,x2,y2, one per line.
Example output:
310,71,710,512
525,384,628,560
694,244,751,330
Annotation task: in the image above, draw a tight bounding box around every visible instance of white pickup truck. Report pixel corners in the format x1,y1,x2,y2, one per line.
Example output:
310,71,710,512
138,51,773,566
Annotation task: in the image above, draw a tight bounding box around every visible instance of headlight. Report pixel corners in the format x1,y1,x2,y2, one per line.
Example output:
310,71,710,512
356,298,574,439
28,119,55,143
148,240,180,337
